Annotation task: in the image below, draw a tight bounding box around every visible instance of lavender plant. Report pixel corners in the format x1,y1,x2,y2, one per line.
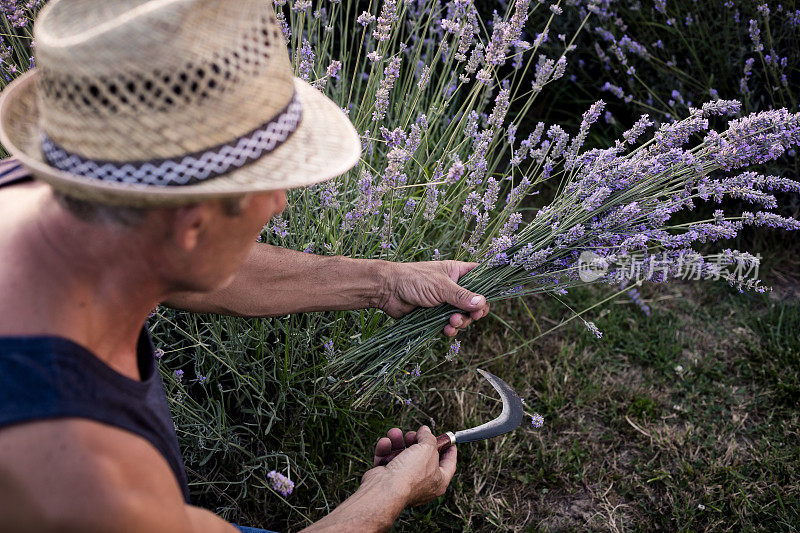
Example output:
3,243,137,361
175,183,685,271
332,98,800,404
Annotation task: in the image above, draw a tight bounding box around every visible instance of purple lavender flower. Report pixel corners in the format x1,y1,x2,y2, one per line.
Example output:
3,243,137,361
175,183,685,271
446,339,461,361
455,21,475,62
582,187,612,211
701,99,741,117
154,348,164,360
416,64,431,90
601,81,625,100
357,11,376,26
740,57,755,94
175,369,184,382
627,287,651,316
488,234,513,256
373,56,402,122
270,215,289,239
748,19,763,52
267,470,295,497
423,185,439,221
533,29,548,47
295,39,314,82
483,0,531,67
317,178,338,208
373,0,398,41
501,212,523,237
404,198,416,216
584,321,603,339
462,191,482,218
530,413,544,428
440,18,460,34
512,42,528,69
275,10,291,41
565,102,604,165
747,212,800,230
380,126,407,148
411,364,421,377
291,0,311,13
506,176,533,206
464,111,480,139
482,178,500,210
323,339,336,362
488,85,510,127
623,114,653,144
380,213,392,249
790,9,800,28
406,124,423,153
326,60,342,80
446,158,465,184
511,244,552,270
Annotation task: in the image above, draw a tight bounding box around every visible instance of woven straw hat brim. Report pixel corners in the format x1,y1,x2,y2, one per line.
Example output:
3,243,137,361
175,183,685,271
0,69,362,206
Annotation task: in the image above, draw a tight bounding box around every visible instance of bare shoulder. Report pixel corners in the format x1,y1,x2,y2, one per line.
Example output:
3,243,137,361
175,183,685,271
0,418,194,533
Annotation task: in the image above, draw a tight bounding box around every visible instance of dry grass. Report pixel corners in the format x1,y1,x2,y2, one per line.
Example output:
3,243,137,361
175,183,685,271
388,257,800,531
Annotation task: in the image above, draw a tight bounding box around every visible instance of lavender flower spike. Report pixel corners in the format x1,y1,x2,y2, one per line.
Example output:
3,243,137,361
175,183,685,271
267,470,295,497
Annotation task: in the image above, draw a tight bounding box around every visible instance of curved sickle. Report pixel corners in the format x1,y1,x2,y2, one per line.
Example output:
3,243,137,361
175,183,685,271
453,368,524,444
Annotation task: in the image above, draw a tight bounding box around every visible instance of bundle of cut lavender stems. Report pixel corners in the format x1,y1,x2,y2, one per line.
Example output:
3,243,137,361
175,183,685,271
332,101,800,404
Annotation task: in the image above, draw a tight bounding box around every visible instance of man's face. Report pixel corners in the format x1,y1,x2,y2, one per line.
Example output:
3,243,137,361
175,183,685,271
215,189,288,286
164,189,287,292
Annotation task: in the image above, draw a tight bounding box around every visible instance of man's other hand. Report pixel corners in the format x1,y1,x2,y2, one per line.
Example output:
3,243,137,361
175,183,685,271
363,426,457,507
378,261,491,337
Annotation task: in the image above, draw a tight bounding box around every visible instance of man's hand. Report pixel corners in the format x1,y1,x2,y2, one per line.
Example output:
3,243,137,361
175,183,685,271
301,425,457,531
378,261,491,337
364,426,457,507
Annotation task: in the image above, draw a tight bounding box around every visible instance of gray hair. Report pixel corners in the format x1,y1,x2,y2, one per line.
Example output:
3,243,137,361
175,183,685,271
53,191,248,228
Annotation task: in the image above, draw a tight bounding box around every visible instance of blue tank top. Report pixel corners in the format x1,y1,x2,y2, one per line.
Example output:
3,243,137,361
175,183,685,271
0,158,191,502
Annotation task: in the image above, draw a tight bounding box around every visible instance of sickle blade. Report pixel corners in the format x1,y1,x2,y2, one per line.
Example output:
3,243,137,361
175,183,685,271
453,368,524,444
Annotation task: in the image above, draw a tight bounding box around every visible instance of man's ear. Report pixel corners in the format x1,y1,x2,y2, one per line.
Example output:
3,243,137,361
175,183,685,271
170,203,210,252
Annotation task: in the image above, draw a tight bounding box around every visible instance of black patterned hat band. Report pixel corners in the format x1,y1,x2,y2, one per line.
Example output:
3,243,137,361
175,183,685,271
41,94,303,187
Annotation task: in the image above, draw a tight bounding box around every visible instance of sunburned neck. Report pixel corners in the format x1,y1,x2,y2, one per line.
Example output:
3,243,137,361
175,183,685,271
0,187,167,380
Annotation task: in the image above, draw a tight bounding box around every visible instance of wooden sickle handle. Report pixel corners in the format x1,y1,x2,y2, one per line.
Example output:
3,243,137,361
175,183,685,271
436,432,456,452
377,432,455,466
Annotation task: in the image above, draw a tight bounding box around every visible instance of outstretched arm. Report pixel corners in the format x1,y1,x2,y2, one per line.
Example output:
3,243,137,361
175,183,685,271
163,244,491,337
0,419,452,533
163,244,385,317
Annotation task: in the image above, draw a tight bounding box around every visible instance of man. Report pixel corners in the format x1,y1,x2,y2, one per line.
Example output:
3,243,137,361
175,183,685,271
0,1,489,532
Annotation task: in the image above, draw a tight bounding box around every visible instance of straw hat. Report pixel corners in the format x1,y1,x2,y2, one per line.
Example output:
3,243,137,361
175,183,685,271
0,0,361,206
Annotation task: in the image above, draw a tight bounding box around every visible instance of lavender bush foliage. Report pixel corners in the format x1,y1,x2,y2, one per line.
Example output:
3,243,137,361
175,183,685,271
334,100,800,404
